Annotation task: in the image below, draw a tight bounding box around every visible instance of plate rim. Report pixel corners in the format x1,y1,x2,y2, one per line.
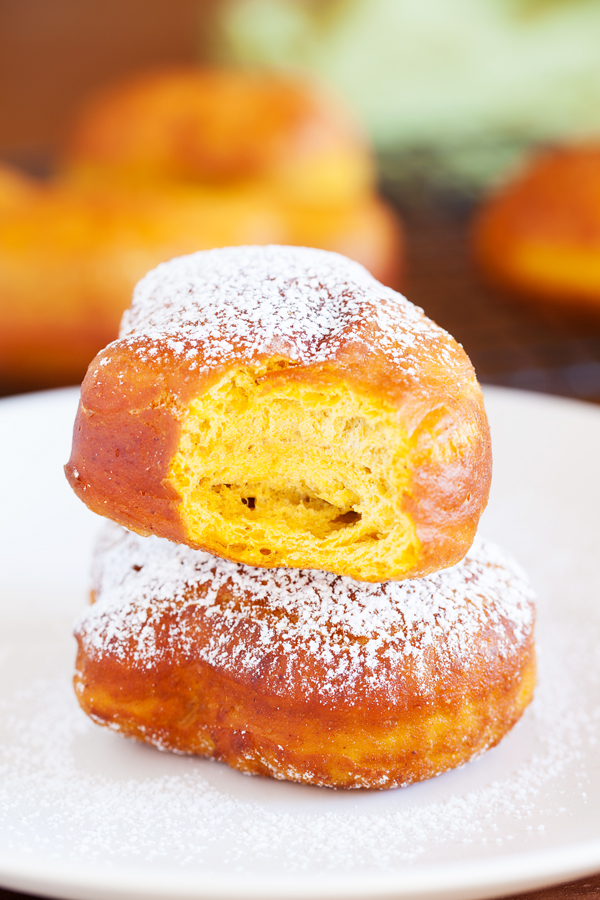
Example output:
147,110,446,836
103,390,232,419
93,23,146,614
2,840,600,900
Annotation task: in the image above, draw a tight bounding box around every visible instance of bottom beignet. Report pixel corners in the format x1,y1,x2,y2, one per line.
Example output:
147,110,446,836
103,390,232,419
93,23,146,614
74,525,536,789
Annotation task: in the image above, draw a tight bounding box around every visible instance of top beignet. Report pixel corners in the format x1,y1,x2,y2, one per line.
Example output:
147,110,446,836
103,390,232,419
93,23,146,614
65,245,491,582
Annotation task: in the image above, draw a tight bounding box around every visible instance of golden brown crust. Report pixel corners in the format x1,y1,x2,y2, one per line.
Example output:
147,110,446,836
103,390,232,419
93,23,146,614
77,650,536,789
66,246,491,581
474,144,600,311
74,527,536,789
68,354,490,570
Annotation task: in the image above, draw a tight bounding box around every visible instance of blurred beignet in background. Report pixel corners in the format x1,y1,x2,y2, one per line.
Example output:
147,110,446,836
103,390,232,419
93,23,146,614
0,67,403,386
0,182,284,384
75,524,536,790
66,245,491,583
62,67,372,206
0,162,38,214
285,193,401,294
60,66,403,288
474,144,600,312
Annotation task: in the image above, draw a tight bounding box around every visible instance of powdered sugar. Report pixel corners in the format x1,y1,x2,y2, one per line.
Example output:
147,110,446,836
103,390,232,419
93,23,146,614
0,609,593,880
103,245,463,379
78,525,535,702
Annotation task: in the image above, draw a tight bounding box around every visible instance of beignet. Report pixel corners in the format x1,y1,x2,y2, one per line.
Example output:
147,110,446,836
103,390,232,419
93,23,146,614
474,144,600,311
74,525,536,790
66,245,491,582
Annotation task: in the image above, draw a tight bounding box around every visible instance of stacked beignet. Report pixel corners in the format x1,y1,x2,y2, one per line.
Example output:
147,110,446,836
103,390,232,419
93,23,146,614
67,245,535,788
76,525,535,789
66,245,491,582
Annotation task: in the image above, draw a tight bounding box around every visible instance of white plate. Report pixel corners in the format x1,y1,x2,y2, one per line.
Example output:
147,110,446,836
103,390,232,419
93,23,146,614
1,386,600,900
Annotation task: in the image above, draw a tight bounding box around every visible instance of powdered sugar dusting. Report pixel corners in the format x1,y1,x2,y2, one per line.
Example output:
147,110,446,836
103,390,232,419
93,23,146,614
0,606,594,879
104,245,463,380
78,525,535,702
